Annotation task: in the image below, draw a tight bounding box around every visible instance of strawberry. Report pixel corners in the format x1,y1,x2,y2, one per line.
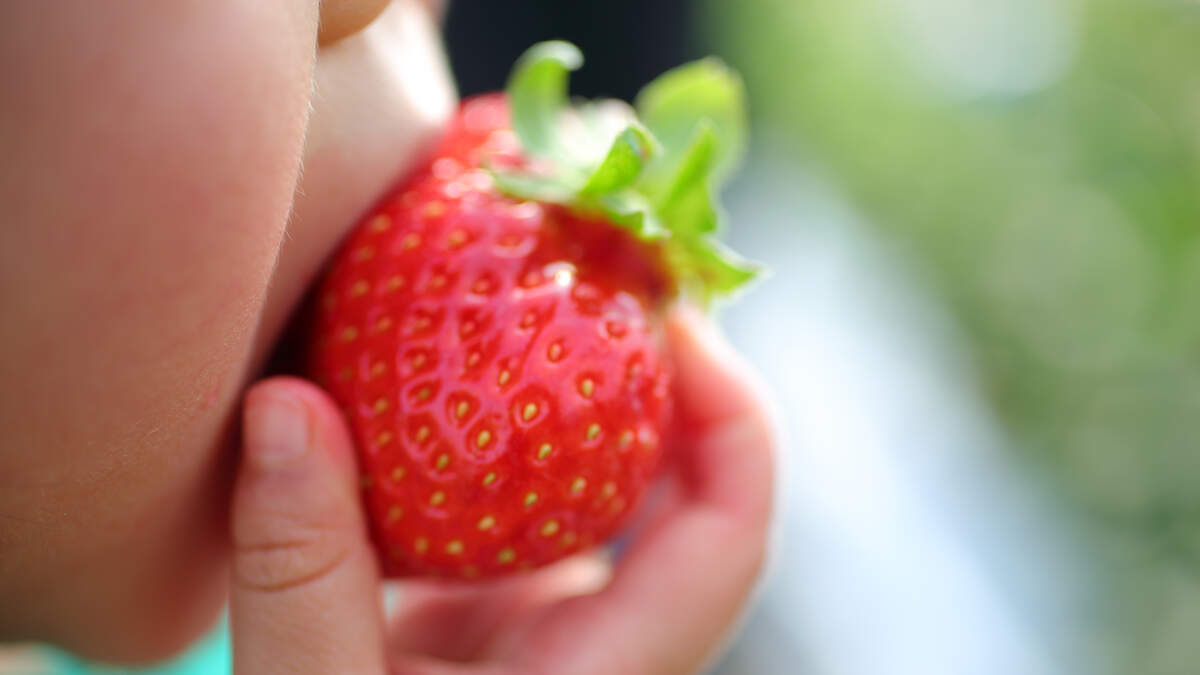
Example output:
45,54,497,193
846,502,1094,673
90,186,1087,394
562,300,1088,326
307,42,758,579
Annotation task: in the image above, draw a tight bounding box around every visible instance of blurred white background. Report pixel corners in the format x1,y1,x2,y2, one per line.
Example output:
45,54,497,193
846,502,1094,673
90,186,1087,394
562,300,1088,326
710,155,1104,675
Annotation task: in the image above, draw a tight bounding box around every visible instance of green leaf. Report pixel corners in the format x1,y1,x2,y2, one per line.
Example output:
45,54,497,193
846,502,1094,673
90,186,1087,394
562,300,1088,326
580,126,657,197
496,42,763,304
507,41,584,158
568,101,640,164
635,58,748,192
669,236,763,305
655,122,720,236
595,191,667,239
490,170,579,204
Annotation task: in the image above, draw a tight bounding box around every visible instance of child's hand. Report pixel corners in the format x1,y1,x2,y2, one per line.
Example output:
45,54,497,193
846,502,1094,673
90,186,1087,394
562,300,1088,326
229,308,775,674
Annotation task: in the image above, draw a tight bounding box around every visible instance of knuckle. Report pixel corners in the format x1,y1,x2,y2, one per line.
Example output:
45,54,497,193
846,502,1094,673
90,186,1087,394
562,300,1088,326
233,520,350,593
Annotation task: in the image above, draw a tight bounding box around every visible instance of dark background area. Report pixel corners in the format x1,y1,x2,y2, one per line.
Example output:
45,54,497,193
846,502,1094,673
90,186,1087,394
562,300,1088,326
442,0,699,100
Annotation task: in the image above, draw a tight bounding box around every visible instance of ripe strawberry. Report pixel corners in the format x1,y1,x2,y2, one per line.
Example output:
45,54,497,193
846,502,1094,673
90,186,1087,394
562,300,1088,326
307,42,757,579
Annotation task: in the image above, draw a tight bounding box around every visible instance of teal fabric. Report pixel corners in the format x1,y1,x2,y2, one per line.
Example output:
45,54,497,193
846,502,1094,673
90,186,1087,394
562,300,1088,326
41,619,229,675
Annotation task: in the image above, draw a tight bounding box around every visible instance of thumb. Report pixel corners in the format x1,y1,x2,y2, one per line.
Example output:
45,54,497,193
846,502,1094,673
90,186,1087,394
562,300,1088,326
230,377,386,674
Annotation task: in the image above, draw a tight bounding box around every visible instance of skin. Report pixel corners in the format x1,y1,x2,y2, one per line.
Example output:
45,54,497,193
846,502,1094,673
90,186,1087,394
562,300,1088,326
0,1,774,672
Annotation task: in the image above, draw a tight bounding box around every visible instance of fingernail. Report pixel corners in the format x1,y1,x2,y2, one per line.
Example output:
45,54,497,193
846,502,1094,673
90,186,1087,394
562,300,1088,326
244,392,310,469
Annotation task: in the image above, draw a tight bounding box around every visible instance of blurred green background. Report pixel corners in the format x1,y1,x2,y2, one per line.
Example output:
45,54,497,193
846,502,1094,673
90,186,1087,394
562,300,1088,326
703,1,1200,672
712,0,1200,524
444,1,1199,673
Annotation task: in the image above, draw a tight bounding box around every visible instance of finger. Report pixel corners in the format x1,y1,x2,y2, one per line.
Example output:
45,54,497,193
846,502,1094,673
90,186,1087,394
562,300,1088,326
665,306,777,521
510,307,777,675
230,377,386,674
387,554,611,663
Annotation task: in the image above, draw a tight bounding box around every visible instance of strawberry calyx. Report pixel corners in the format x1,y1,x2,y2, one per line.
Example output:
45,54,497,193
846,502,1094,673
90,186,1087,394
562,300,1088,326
491,41,763,305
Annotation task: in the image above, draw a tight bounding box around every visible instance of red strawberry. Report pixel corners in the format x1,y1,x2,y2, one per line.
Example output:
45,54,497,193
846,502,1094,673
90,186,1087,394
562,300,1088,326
307,42,757,579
